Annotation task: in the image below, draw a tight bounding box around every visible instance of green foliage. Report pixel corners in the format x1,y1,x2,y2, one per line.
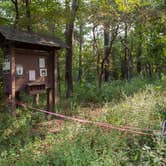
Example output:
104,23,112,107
0,0,165,82
0,0,166,164
0,77,166,165
73,76,166,104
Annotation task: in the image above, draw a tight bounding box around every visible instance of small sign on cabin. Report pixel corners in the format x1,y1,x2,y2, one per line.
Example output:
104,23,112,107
29,70,36,81
16,65,23,76
40,69,47,77
39,57,45,68
3,54,10,72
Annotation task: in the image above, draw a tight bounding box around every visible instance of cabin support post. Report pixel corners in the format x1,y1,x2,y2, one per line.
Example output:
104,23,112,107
47,50,57,112
33,94,39,105
16,92,21,101
1,47,6,108
47,88,53,112
10,44,16,114
53,49,58,105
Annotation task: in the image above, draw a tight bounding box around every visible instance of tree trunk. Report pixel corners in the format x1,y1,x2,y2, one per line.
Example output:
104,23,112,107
103,25,110,82
25,0,32,31
121,22,132,80
136,43,142,74
92,25,100,79
11,0,19,29
127,50,132,79
78,24,83,82
65,17,73,98
65,0,79,98
124,22,128,79
121,58,126,79
148,63,152,77
98,25,110,89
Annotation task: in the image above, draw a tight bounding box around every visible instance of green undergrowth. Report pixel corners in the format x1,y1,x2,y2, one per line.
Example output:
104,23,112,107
72,76,166,104
0,76,166,165
57,75,166,115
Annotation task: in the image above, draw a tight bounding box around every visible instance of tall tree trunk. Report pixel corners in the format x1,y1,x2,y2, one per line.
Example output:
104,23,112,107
98,25,110,89
136,42,142,74
121,22,132,80
11,0,19,29
92,25,100,79
121,58,126,79
103,25,110,82
124,22,128,79
111,48,116,79
127,49,132,79
99,24,119,87
148,63,152,77
65,0,79,98
78,24,83,82
25,0,32,31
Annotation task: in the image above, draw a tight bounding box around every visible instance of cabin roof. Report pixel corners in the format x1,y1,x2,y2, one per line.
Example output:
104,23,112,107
0,26,67,48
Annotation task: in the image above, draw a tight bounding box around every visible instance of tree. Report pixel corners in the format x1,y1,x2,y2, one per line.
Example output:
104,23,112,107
11,0,19,28
65,0,79,98
24,0,32,31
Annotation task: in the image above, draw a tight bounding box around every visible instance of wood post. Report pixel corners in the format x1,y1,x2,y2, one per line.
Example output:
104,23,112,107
47,88,53,112
47,50,57,112
10,45,16,113
16,91,21,101
53,49,58,105
16,91,21,108
33,94,39,105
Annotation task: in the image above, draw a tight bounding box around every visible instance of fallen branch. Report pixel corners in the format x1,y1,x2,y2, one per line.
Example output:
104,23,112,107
17,102,159,136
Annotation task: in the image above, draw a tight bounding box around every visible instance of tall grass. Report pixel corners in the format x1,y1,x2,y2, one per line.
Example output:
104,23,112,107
0,76,166,165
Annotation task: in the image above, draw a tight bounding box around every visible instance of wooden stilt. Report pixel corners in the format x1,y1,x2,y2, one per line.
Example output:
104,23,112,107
10,45,16,115
47,50,57,112
53,50,58,111
16,91,21,101
47,88,54,112
16,91,21,108
33,94,39,105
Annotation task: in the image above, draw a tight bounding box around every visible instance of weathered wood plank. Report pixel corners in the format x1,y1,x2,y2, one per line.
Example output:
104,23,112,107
10,44,16,112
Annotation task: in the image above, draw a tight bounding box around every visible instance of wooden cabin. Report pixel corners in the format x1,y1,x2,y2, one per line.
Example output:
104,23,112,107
0,26,66,112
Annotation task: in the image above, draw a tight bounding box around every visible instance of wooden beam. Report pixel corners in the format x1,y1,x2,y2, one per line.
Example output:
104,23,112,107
53,49,58,105
33,94,39,105
10,44,16,113
0,41,13,47
47,88,53,112
47,50,57,112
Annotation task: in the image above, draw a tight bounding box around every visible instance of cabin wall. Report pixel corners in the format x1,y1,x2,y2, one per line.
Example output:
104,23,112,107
3,47,53,94
15,48,53,92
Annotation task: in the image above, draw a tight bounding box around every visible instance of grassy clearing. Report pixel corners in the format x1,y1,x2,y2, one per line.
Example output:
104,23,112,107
0,76,166,165
105,85,166,129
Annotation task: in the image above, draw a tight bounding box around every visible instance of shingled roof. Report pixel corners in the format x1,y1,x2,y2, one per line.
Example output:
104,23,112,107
0,26,67,48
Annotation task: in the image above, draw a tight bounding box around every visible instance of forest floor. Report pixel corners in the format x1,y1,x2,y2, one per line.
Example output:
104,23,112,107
0,76,166,165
